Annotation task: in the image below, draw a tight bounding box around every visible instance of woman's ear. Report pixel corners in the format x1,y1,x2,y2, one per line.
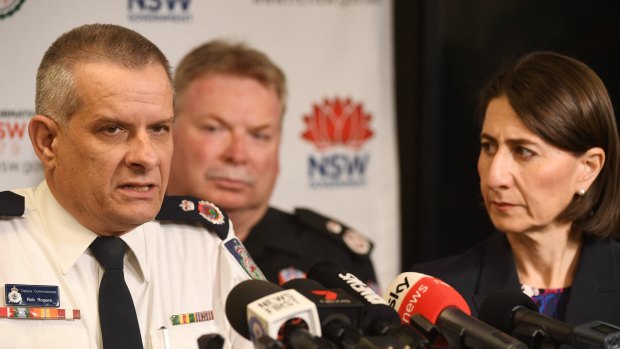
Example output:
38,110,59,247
577,147,605,191
28,115,60,171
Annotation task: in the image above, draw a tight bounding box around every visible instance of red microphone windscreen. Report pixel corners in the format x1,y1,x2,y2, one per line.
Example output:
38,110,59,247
384,272,470,324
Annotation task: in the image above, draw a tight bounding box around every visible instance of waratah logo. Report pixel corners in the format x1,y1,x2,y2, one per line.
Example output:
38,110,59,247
301,97,374,150
301,97,374,188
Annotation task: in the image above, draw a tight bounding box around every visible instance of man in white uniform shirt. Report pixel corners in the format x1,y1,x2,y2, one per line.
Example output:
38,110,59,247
0,24,259,349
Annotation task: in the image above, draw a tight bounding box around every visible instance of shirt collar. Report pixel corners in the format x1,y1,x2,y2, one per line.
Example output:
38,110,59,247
122,225,149,283
35,181,148,281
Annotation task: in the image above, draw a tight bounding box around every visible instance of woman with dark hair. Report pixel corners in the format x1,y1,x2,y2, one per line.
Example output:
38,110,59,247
413,51,620,324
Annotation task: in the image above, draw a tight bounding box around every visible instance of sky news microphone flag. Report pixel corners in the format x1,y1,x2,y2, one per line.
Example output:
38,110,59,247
385,272,528,349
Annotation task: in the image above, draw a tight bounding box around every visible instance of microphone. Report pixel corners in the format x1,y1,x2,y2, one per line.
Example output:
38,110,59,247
281,278,365,329
197,333,224,349
307,261,432,348
225,279,335,349
282,278,412,349
479,290,620,349
384,272,528,349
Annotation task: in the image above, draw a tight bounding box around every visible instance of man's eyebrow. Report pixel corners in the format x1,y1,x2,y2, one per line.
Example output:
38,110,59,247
151,116,175,125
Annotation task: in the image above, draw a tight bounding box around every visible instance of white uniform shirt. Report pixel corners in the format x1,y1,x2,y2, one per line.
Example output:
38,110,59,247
0,181,256,349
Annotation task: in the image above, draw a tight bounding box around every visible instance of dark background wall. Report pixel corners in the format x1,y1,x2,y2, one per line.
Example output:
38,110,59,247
395,0,620,270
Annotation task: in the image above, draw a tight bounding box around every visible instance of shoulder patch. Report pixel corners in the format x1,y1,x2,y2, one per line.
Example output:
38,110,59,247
294,207,373,257
223,237,266,280
156,196,229,240
0,191,25,217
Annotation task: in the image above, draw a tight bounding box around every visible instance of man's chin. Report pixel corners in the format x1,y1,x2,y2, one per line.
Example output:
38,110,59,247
116,205,159,224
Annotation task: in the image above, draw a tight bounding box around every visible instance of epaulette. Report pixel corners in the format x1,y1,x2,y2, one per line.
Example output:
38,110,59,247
294,207,373,257
0,191,25,217
156,196,229,240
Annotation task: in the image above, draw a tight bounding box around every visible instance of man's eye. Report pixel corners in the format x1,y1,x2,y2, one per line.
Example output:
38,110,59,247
102,126,123,134
201,124,221,132
151,125,170,134
253,131,271,141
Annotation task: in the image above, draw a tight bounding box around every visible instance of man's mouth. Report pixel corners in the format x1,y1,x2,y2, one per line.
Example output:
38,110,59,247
120,184,156,192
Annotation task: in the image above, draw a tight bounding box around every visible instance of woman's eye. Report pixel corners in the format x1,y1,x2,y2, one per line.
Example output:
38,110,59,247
515,146,535,157
480,141,495,153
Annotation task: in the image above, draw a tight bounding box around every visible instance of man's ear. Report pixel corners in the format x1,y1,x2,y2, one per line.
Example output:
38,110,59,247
28,115,60,171
577,147,605,191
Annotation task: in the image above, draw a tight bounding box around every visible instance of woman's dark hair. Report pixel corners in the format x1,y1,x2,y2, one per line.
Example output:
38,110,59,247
479,51,620,238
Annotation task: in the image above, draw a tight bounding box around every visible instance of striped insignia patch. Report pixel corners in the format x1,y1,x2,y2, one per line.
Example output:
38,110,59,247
0,307,80,320
170,310,214,326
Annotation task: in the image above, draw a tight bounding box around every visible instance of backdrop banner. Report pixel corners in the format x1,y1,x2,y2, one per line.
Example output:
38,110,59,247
0,0,399,289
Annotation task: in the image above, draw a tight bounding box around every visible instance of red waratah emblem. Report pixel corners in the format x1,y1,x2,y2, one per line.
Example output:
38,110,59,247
301,97,374,150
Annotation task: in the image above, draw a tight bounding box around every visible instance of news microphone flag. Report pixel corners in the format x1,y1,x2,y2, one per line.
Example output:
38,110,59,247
247,288,322,342
384,272,470,324
385,272,528,349
306,261,434,348
225,279,327,349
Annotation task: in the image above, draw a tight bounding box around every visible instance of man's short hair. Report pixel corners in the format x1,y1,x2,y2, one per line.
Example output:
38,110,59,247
36,23,173,125
174,39,287,114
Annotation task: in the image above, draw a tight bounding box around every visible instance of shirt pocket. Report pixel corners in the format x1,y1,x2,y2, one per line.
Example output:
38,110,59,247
0,320,89,349
149,322,224,349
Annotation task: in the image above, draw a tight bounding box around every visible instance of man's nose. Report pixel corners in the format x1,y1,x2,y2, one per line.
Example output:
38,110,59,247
126,132,159,171
223,133,248,164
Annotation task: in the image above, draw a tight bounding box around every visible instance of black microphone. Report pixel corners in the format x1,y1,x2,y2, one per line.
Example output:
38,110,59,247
283,278,412,349
479,290,620,349
281,278,365,329
197,333,224,349
225,279,336,349
307,261,432,348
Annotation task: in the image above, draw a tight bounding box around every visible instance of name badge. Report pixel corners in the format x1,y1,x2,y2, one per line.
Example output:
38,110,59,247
5,284,60,308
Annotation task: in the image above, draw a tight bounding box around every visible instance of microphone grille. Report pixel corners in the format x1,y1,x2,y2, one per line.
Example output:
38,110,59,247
478,290,539,334
307,260,346,286
225,279,282,339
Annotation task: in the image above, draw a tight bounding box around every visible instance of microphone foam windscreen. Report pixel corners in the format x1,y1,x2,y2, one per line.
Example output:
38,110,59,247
225,279,283,338
478,290,539,334
281,278,325,292
307,260,345,285
384,272,470,324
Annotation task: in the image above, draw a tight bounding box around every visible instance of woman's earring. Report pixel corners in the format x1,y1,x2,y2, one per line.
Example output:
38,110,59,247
577,188,586,196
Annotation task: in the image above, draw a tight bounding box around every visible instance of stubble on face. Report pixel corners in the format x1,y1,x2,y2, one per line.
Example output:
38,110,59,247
49,62,174,236
168,74,281,215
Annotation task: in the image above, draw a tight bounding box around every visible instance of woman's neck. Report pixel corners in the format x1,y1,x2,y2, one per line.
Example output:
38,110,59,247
507,224,582,289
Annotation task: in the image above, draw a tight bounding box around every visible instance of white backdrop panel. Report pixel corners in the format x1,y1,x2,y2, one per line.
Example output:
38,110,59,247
0,0,399,289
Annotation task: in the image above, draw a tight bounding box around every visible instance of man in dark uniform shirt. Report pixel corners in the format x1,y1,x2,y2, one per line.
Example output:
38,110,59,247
247,207,376,286
166,40,378,287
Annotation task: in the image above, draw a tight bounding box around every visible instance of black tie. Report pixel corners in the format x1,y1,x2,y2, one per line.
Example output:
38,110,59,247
90,236,143,349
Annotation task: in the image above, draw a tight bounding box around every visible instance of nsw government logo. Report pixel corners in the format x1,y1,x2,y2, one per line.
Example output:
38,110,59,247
301,97,374,188
128,0,192,22
0,0,26,20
